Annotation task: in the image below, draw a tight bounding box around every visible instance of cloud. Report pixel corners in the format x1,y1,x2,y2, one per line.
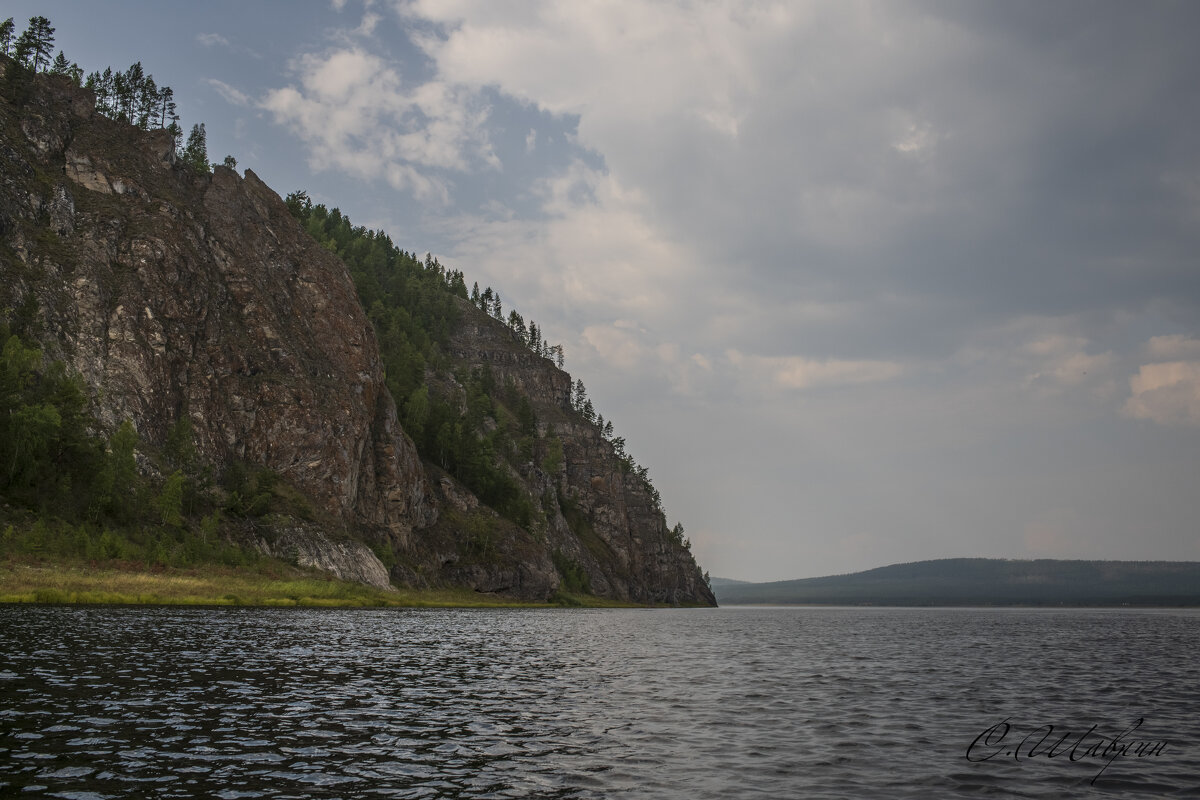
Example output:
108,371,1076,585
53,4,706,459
581,322,650,370
196,32,231,48
1021,335,1114,391
397,0,1200,360
428,159,690,322
1146,335,1200,361
726,349,904,391
357,12,382,35
1123,361,1200,427
204,78,251,107
261,48,499,203
524,128,537,153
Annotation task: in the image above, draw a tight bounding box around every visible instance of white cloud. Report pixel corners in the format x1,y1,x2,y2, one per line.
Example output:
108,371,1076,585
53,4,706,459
429,159,690,321
1021,335,1114,391
524,128,537,153
261,48,499,203
890,110,942,163
204,78,251,107
1146,334,1200,360
581,323,649,370
357,12,381,35
727,349,904,391
196,32,231,48
1123,361,1200,427
395,1,971,267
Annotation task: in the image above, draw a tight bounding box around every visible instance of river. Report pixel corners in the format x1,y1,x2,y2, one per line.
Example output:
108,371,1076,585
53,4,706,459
1,605,1196,798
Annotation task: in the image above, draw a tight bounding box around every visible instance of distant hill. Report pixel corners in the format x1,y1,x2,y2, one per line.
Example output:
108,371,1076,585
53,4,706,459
708,577,753,588
713,559,1200,606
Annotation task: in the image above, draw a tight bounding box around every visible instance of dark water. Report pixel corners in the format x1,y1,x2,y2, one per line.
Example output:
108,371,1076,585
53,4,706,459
1,606,1197,799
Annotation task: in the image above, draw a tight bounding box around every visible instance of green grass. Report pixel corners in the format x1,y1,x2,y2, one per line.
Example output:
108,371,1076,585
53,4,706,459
0,558,650,608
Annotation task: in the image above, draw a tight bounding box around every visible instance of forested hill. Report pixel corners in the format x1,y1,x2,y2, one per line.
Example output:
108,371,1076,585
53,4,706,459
0,20,714,606
282,195,713,604
713,559,1200,606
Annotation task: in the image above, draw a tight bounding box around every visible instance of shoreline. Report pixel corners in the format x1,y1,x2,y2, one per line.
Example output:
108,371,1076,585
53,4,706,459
0,560,648,609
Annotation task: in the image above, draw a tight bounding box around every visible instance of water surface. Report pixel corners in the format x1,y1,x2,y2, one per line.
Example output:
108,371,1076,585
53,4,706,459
1,605,1196,798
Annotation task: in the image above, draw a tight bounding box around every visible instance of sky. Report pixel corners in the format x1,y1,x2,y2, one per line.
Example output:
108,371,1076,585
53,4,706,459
10,1,1200,581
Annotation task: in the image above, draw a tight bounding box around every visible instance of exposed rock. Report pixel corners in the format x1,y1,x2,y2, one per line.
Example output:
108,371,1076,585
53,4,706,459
0,67,715,605
1,70,434,559
250,519,393,591
446,303,716,606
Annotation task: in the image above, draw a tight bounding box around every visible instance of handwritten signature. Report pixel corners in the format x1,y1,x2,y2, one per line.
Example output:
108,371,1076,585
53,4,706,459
966,717,1169,785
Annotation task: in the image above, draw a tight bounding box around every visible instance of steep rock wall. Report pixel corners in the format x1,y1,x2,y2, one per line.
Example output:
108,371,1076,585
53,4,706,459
446,302,716,605
1,73,434,558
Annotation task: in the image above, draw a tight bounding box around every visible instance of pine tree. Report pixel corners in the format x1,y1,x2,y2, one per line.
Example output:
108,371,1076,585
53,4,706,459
158,85,176,129
123,62,144,122
182,123,210,173
49,50,70,76
137,74,157,129
111,71,131,122
15,16,54,73
89,67,114,116
0,18,14,56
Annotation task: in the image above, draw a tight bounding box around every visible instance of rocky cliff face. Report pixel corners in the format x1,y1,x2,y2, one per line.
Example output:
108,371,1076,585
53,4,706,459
2,70,433,554
0,68,715,605
446,306,715,605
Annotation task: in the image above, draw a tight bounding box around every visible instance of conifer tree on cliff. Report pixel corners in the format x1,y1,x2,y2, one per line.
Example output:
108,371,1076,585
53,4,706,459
49,51,69,75
0,18,15,56
15,16,54,73
182,123,210,173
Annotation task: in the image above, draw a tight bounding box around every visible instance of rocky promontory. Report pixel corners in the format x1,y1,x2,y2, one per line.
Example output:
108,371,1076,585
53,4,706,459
0,63,715,606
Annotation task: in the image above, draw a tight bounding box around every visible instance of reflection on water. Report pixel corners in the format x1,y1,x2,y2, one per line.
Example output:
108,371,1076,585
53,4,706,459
1,606,1197,798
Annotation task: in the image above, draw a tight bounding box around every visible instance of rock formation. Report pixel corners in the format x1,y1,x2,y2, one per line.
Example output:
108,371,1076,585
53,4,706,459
0,65,715,605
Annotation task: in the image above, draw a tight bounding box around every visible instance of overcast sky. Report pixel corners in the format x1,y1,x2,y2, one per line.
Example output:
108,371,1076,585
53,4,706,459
15,1,1200,580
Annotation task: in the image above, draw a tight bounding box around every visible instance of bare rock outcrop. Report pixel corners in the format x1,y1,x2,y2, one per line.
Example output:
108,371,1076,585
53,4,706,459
1,71,433,576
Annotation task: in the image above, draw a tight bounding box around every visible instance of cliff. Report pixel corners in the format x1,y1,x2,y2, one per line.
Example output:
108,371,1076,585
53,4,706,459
442,305,714,604
0,66,714,605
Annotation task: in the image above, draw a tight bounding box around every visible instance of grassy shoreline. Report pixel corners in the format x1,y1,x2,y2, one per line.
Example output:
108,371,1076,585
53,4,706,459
0,559,647,608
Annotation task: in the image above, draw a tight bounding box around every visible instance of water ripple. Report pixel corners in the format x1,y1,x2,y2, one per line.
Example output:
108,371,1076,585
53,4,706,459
0,606,1197,798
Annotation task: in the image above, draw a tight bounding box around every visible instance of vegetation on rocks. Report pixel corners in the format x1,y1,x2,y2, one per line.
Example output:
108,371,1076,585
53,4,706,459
0,14,715,606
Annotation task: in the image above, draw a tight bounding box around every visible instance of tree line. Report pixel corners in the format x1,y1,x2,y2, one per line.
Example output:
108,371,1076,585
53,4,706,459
470,282,566,369
465,266,663,510
2,15,217,174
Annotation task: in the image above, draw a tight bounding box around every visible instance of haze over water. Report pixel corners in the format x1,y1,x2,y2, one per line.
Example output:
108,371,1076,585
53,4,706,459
1,605,1197,798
